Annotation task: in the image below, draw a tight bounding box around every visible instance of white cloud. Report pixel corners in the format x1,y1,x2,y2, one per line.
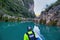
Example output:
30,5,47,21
34,0,57,15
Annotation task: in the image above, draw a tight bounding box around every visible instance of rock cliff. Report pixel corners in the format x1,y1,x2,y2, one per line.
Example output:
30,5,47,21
0,0,35,18
40,0,60,26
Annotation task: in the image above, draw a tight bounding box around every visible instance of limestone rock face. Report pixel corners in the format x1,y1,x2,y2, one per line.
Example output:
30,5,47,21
40,5,60,26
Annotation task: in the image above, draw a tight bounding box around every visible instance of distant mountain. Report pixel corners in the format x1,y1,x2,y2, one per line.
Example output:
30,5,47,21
40,0,60,26
0,0,35,18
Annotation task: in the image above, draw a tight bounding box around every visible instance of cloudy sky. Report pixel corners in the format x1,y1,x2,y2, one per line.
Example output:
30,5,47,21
34,0,57,16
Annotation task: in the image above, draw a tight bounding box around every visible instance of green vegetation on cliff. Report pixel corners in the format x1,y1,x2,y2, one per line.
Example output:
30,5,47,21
0,0,35,18
47,20,57,26
39,19,46,24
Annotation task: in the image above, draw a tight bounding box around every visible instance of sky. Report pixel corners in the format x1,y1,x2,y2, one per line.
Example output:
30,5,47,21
34,0,57,17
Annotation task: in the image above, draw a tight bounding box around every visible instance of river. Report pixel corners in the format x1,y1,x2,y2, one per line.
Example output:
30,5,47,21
0,22,60,40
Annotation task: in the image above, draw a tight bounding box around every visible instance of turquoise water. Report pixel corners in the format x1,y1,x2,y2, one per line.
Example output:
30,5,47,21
0,22,60,40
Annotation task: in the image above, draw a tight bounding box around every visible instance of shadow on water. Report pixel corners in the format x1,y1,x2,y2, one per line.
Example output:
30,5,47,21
0,22,60,40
